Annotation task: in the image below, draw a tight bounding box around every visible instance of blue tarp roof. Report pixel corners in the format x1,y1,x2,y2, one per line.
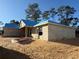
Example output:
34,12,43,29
4,23,19,29
22,19,60,27
22,20,38,27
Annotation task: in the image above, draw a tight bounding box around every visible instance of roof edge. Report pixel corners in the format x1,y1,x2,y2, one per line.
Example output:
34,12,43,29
49,22,76,29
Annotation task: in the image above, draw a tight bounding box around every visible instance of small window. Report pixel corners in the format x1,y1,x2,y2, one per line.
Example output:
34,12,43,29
39,32,43,35
38,27,43,35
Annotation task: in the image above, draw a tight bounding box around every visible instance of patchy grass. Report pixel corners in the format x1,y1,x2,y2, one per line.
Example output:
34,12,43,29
0,37,79,59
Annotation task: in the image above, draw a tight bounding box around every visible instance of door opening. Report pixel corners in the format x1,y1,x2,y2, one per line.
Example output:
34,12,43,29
27,28,32,37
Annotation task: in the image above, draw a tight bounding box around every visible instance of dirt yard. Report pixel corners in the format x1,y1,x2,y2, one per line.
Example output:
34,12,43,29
0,36,79,59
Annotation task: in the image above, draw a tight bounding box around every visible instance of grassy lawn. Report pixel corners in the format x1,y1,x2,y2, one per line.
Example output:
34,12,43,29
0,37,79,59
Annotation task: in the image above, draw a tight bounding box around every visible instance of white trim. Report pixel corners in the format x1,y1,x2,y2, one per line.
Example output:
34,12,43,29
34,22,76,29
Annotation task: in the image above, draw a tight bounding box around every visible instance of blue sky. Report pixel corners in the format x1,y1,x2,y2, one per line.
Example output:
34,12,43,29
0,0,79,26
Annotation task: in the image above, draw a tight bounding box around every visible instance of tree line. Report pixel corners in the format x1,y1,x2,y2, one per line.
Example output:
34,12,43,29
25,3,79,27
0,3,79,27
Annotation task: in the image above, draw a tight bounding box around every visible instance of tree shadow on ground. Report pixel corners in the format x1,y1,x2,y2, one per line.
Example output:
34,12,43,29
16,37,35,45
0,46,31,59
49,38,79,46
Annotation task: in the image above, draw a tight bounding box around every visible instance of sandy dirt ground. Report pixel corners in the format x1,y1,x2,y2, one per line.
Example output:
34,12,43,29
0,36,79,59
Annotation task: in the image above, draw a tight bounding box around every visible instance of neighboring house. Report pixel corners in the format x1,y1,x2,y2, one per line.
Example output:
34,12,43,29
20,20,76,41
20,20,37,37
3,23,25,37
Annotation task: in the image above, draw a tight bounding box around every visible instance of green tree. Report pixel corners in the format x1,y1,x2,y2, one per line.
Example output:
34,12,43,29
10,20,19,25
49,8,57,19
42,8,57,20
57,5,76,26
25,3,41,21
42,11,50,19
72,18,79,27
0,21,3,25
10,20,16,23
